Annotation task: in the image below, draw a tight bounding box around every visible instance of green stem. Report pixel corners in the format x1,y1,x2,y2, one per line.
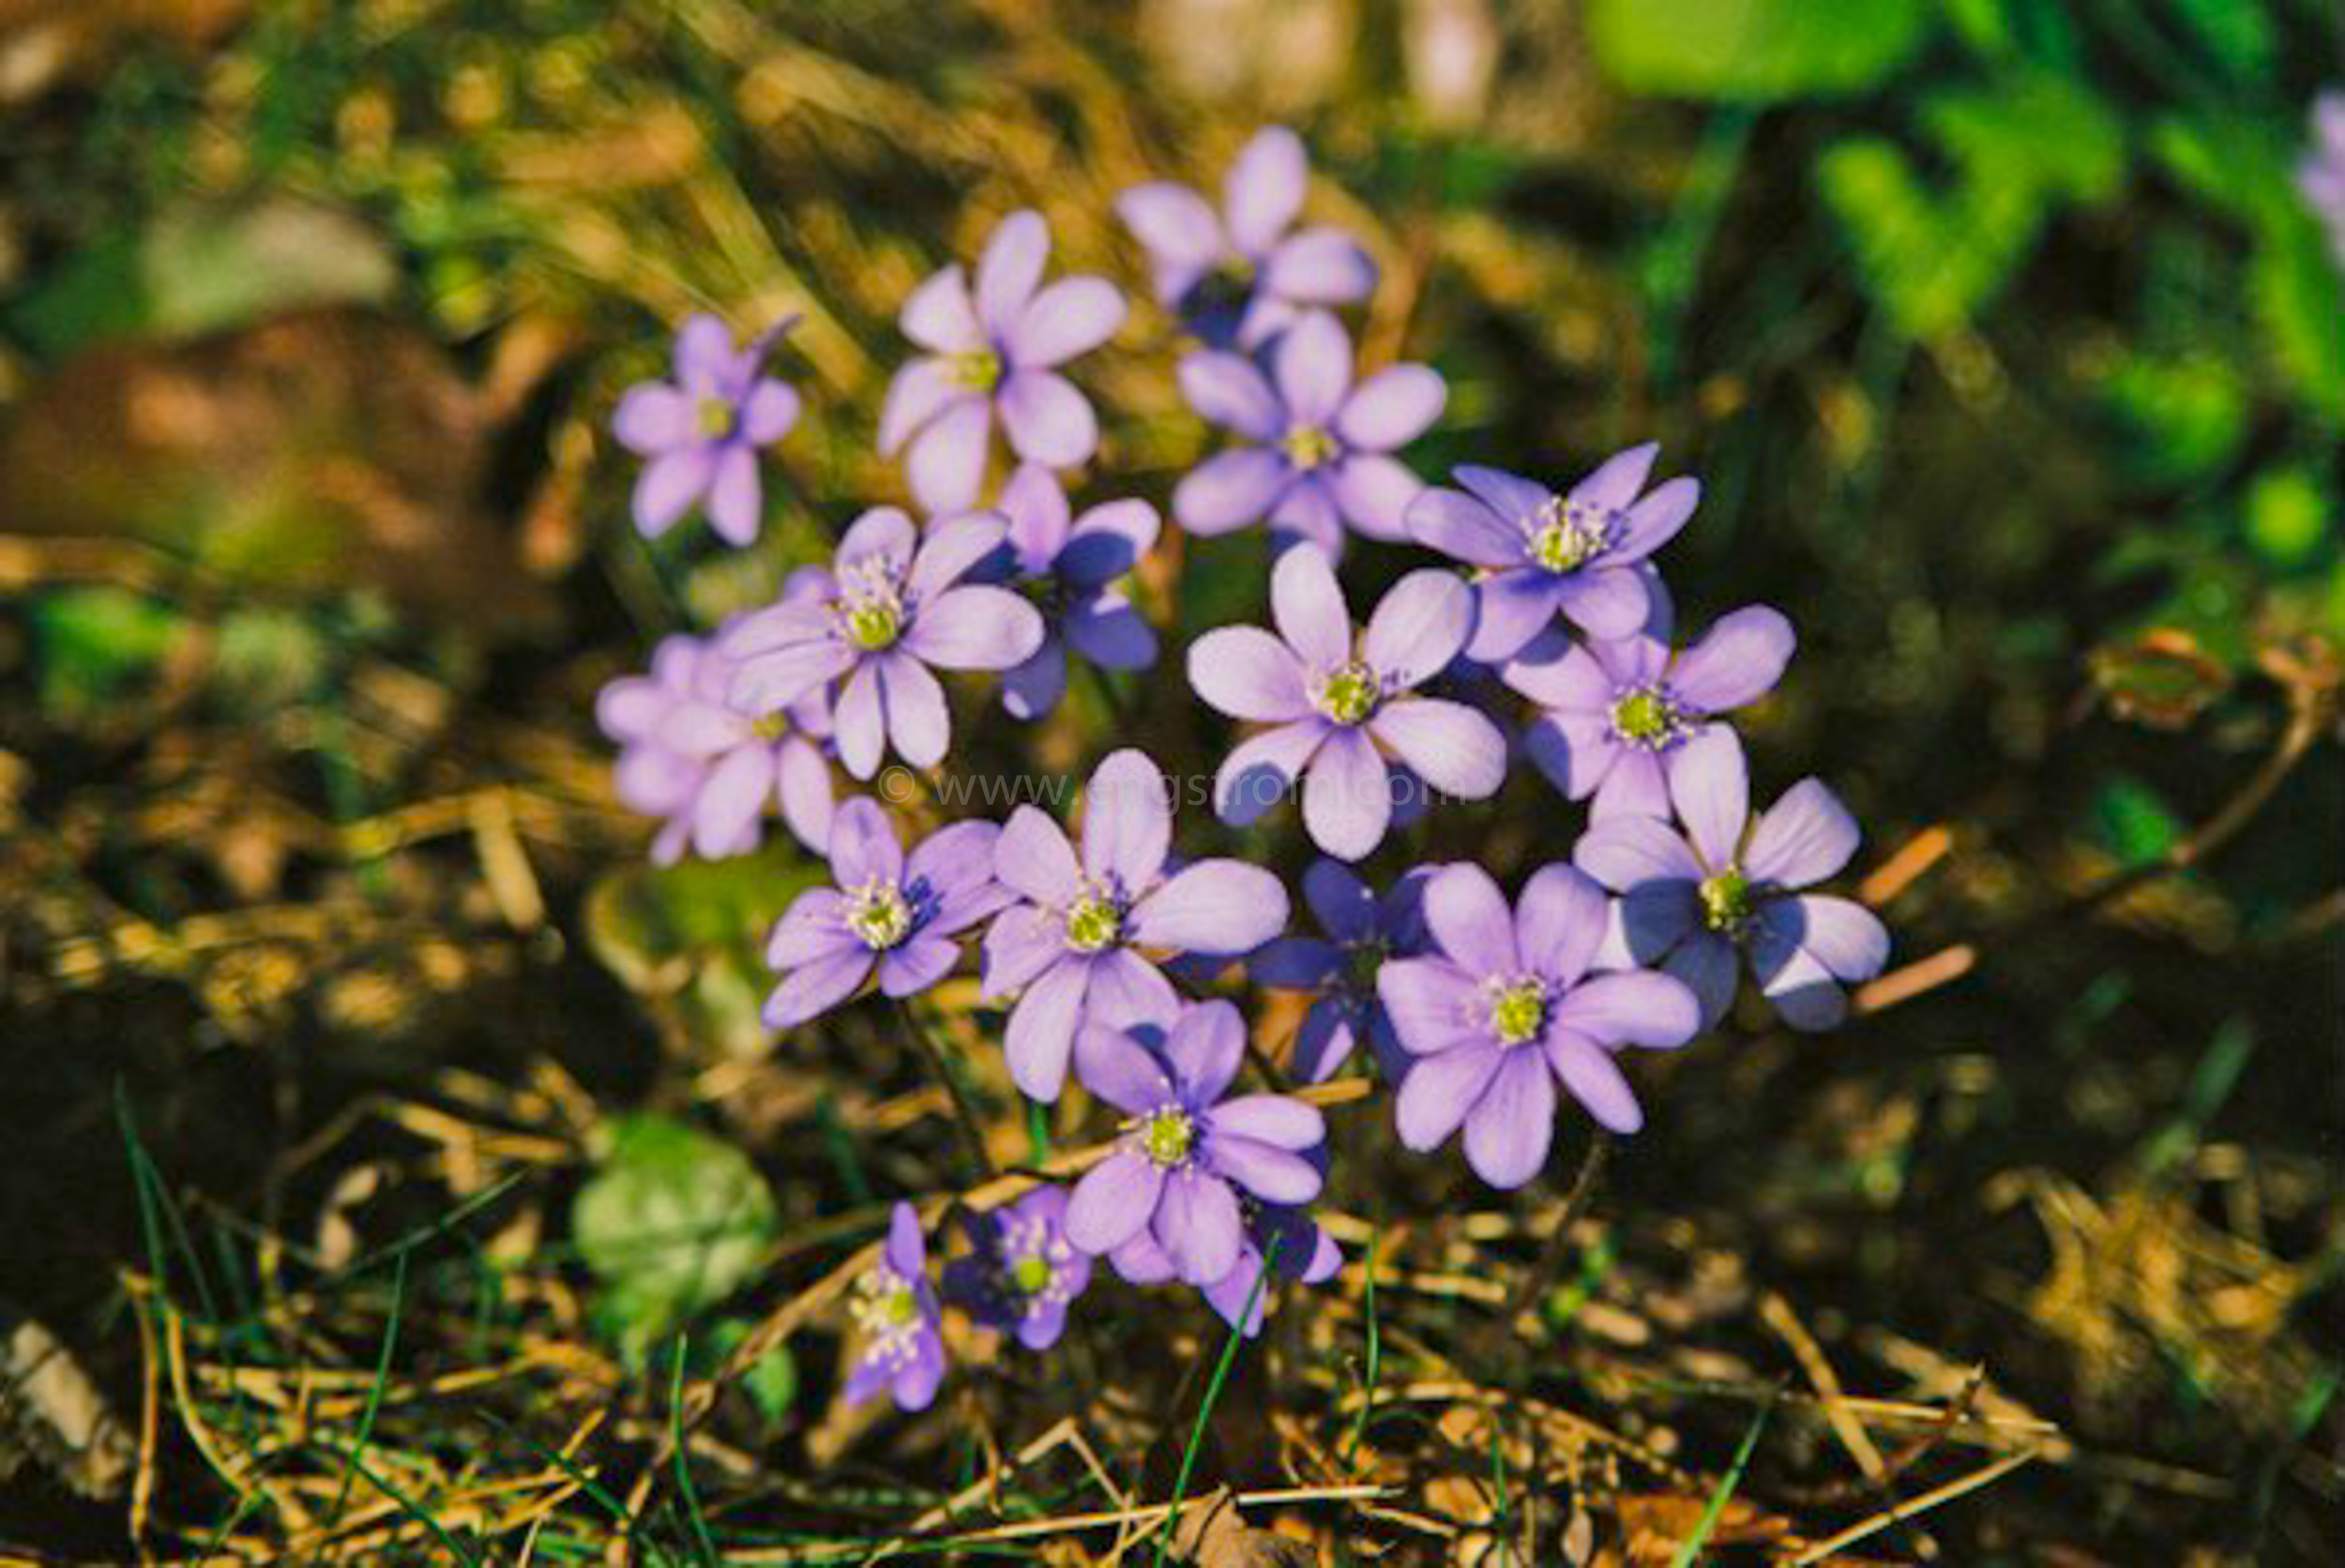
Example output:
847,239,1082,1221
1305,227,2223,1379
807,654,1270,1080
897,999,997,1181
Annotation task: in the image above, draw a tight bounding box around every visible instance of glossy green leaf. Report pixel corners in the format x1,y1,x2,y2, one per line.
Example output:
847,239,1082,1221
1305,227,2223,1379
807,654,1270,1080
1588,0,1931,101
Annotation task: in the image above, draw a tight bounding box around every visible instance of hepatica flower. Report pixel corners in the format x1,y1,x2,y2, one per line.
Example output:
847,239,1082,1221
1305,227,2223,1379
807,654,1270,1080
1249,860,1434,1083
1381,863,1701,1187
1116,125,1376,350
989,464,1160,720
1173,310,1445,556
1505,605,1795,821
763,799,1009,1029
613,314,801,545
843,1203,946,1411
1575,728,1889,1032
1065,1000,1326,1286
940,1185,1091,1350
719,507,1044,778
1190,544,1505,860
980,750,1290,1102
1407,444,1699,661
2299,91,2345,265
880,210,1126,514
595,625,834,865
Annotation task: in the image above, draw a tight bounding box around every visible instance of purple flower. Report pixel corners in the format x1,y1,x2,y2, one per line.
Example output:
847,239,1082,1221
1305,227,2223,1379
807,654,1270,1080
719,507,1045,779
1064,1000,1326,1286
1172,310,1445,556
842,1203,946,1411
762,799,1010,1029
1574,728,1890,1033
1405,444,1700,662
989,465,1161,720
1504,605,1795,821
979,750,1291,1102
1380,863,1702,1187
596,626,835,865
1189,544,1505,860
2300,91,2345,266
940,1185,1092,1350
1109,1185,1342,1338
1249,861,1435,1083
1116,126,1377,350
613,314,801,545
879,210,1127,514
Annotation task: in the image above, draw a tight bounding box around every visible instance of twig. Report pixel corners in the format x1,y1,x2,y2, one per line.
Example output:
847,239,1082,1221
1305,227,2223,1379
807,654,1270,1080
1787,1446,2044,1565
1503,1130,1611,1321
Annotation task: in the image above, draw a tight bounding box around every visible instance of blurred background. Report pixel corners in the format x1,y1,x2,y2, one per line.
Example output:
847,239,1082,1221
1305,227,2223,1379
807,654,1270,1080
0,0,2338,1561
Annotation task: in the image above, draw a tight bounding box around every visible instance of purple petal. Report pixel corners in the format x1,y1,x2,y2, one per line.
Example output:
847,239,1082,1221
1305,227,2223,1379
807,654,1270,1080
904,397,991,516
631,446,715,537
729,637,853,721
1426,863,1519,977
1570,443,1659,514
1552,971,1701,1048
613,384,692,453
976,209,1050,338
1549,1035,1643,1134
1188,626,1310,721
1005,955,1092,1102
999,369,1098,467
1174,448,1289,535
1610,475,1701,563
1059,498,1160,586
776,738,835,853
1668,727,1749,870
1082,748,1172,888
1179,351,1287,441
1786,894,1888,982
900,263,982,353
1523,712,1612,800
1085,948,1181,1031
1066,1148,1162,1254
1503,640,1611,712
900,586,1046,671
1369,698,1505,801
1157,1168,1244,1285
766,887,852,968
826,797,904,889
1360,574,1468,693
1455,464,1551,523
1001,637,1068,721
1261,226,1376,302
1214,720,1326,825
1336,365,1445,450
1249,936,1341,990
739,380,800,445
1329,453,1423,540
673,315,737,391
1745,779,1861,888
885,1201,926,1275
1408,486,1523,568
689,743,773,857
833,661,885,781
1393,1041,1502,1151
763,947,873,1029
1012,277,1125,368
1270,542,1354,670
1271,310,1353,426
1665,934,1740,1028
1465,570,1564,662
1166,997,1246,1102
1290,1001,1357,1083
1224,126,1307,255
1128,861,1291,953
981,905,1067,997
1073,1023,1176,1114
838,505,919,572
1671,606,1794,715
1302,859,1376,942
1759,945,1850,1032
1206,1135,1323,1203
878,932,960,996
994,806,1082,905
1593,747,1672,821
720,597,832,661
1210,1094,1325,1151
1514,864,1608,988
1303,729,1392,862
1462,1047,1555,1188
1117,181,1223,278
908,821,1006,932
878,652,949,767
1270,475,1345,556
1551,566,1651,641
908,512,1009,601
1064,598,1157,671
1377,957,1485,1056
999,462,1071,569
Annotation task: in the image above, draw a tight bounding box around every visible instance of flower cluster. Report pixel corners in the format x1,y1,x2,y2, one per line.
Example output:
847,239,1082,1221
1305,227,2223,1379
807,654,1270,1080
2300,90,2345,269
598,126,1892,1413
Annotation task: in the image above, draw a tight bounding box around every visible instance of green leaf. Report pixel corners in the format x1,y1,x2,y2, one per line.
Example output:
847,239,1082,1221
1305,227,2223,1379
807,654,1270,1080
29,586,189,719
573,1116,779,1366
2248,209,2345,421
2093,776,2183,864
1587,0,1931,101
2099,353,2247,486
2245,465,2332,567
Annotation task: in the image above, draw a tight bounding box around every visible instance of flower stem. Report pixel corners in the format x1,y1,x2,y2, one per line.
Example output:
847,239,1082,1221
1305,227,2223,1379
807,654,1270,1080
897,999,997,1182
1505,1129,1611,1322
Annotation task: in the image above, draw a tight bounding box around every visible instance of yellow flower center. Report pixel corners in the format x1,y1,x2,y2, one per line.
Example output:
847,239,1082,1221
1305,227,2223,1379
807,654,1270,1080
1700,868,1752,935
1282,425,1339,472
1063,892,1123,953
1140,1107,1194,1167
695,395,735,440
1490,978,1548,1046
1610,686,1680,747
1315,661,1380,726
1011,1253,1051,1295
845,879,914,950
1527,496,1611,573
947,349,1002,393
